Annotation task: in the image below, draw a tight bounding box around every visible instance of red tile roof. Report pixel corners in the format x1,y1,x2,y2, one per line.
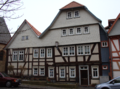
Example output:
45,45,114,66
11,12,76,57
108,13,120,34
26,20,41,36
61,1,84,10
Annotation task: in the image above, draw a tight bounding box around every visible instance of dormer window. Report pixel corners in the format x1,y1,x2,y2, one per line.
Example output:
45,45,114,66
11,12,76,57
84,27,89,34
69,28,73,35
67,12,72,18
76,28,81,34
62,30,66,36
74,11,79,17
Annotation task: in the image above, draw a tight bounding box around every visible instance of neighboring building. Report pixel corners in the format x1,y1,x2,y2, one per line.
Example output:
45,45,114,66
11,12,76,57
106,13,120,79
5,1,108,85
0,17,11,72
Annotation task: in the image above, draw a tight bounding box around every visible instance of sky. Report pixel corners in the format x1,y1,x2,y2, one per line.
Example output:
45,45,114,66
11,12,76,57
5,0,120,36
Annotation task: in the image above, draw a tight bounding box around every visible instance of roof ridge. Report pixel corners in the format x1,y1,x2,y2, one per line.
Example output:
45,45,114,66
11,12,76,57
108,13,120,34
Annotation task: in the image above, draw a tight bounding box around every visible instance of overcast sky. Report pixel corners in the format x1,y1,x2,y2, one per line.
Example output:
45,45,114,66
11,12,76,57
5,0,120,35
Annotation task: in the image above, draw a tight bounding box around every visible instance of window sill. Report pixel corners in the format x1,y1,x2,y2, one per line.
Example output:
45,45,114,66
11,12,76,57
74,16,80,18
66,17,73,20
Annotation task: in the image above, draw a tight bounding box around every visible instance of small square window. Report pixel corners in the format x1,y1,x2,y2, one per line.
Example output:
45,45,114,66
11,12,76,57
101,41,108,47
84,27,89,34
62,30,66,36
102,65,108,70
74,11,79,17
69,29,73,35
76,28,81,34
67,12,72,18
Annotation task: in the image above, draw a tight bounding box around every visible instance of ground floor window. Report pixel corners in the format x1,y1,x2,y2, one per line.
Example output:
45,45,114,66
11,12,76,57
60,67,65,78
40,67,45,76
92,66,99,78
33,68,38,76
69,67,76,78
49,68,54,78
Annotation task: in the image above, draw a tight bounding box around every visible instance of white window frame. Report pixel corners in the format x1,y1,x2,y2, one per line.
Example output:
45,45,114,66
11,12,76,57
33,49,38,58
67,11,72,18
22,36,25,41
84,27,89,34
12,51,18,61
69,28,74,35
19,50,24,61
48,67,54,78
40,48,45,58
74,10,79,17
33,68,38,76
59,67,65,78
40,66,45,76
63,47,68,56
84,45,91,55
77,45,84,55
47,48,52,57
101,41,108,47
69,66,76,78
69,46,75,56
26,36,28,40
76,27,81,34
62,29,66,36
91,66,99,78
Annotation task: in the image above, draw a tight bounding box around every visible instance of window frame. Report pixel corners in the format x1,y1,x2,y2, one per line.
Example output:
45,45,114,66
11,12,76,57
74,10,79,17
102,65,108,70
47,48,52,58
76,27,81,34
40,48,45,58
59,67,65,78
69,28,74,35
77,45,84,55
33,68,38,76
69,46,75,56
22,36,25,41
33,49,39,58
91,66,99,78
40,67,45,76
84,45,91,55
18,50,24,61
67,11,72,19
48,67,54,78
62,29,66,36
69,67,76,78
84,27,89,34
63,47,68,56
12,51,18,61
101,41,108,47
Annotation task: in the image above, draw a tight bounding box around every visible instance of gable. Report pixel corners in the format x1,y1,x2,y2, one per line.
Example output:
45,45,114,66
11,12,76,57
50,8,99,29
109,19,120,36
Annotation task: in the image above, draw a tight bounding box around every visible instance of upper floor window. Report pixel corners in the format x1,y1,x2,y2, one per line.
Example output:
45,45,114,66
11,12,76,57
74,11,79,17
33,49,38,58
92,66,99,78
85,45,90,55
62,30,66,36
63,46,75,56
67,12,72,18
40,48,45,58
69,28,73,35
77,45,90,55
69,47,75,56
102,65,108,70
47,48,52,57
77,46,84,55
76,28,81,34
13,50,24,61
84,27,89,34
63,47,68,56
101,41,108,47
26,36,28,40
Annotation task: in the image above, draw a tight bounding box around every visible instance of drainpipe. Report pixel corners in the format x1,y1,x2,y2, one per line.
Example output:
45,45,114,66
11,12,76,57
109,38,113,79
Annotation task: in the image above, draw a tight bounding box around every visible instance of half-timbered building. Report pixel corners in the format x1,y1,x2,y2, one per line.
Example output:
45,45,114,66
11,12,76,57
106,13,120,79
5,1,108,85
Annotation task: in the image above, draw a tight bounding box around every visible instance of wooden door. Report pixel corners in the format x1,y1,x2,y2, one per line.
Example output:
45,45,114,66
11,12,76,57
81,70,88,85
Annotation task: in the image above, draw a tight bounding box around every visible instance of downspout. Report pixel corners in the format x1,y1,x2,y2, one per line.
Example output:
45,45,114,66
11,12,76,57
109,38,113,79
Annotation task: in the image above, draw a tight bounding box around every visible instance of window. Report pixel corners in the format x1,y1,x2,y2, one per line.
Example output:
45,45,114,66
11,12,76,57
13,50,24,61
60,67,65,78
26,36,28,40
101,41,108,47
62,30,66,36
92,66,99,78
0,50,4,60
22,36,25,40
33,49,38,58
63,47,68,56
40,68,45,76
76,28,81,34
33,68,38,76
47,48,52,57
85,45,90,55
40,48,45,58
77,46,83,55
49,68,54,78
19,50,24,61
69,28,73,35
22,36,28,40
69,47,75,56
67,12,72,18
74,11,79,17
77,45,90,55
84,27,89,34
69,67,76,78
102,65,108,70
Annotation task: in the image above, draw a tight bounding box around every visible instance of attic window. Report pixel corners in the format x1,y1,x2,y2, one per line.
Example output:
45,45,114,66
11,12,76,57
74,11,79,17
22,36,29,41
67,12,72,18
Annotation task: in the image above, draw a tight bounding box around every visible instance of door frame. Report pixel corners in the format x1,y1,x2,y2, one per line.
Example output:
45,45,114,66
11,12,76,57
79,65,89,85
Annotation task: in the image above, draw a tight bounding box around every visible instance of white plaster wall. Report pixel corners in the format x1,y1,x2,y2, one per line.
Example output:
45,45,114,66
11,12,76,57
51,9,99,29
113,62,119,69
113,71,120,78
